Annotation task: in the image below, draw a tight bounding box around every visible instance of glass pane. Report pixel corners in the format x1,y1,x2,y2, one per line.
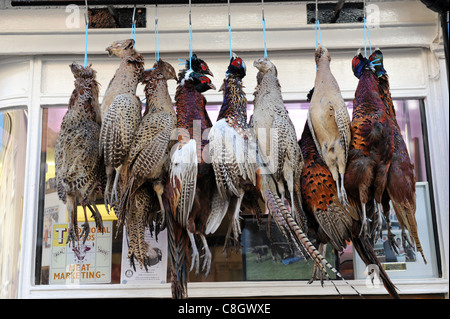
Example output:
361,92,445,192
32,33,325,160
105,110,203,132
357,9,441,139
35,98,434,288
0,108,28,298
37,107,123,285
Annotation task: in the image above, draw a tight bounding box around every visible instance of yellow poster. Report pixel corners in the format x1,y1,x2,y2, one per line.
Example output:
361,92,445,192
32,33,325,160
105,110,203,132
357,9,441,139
50,221,112,285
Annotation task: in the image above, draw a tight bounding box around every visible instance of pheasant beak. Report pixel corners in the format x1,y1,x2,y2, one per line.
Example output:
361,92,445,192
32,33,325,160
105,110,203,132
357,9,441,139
207,82,216,91
105,46,113,57
205,69,214,77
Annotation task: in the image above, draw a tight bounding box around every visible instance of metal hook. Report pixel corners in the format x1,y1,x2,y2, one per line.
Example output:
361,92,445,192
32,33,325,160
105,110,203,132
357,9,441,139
315,0,318,22
84,0,89,25
132,4,137,24
188,0,192,25
228,0,231,27
261,0,265,21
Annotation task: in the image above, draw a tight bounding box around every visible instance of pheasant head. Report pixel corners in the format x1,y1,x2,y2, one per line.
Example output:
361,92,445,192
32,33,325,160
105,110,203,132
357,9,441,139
369,49,387,78
315,45,331,65
105,39,135,58
226,53,246,79
70,62,97,79
351,49,373,79
191,71,216,93
253,57,278,85
185,54,214,77
143,59,178,83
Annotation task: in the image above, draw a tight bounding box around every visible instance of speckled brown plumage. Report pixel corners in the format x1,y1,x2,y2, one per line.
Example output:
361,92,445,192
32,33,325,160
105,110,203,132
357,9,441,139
125,185,161,271
100,39,145,120
251,57,306,231
119,60,177,266
55,62,104,245
99,39,144,211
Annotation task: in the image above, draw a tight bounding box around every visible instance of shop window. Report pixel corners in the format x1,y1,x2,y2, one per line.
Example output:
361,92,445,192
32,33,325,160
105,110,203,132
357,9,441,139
0,108,28,298
35,98,438,290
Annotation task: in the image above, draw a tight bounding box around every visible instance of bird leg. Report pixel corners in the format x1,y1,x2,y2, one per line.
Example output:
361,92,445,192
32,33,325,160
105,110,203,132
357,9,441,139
339,173,349,206
230,195,244,240
80,203,90,244
336,180,342,202
187,230,200,275
359,203,370,238
372,203,384,244
112,164,123,203
308,243,327,286
153,181,166,228
200,234,212,277
104,165,114,211
66,196,79,247
87,201,104,233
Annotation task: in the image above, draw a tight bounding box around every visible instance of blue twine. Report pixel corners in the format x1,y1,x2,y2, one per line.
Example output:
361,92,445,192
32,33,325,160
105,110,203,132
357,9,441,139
371,57,381,66
155,20,159,62
131,22,136,44
228,24,232,60
364,17,372,57
315,20,322,50
84,22,89,67
188,22,193,70
262,18,268,58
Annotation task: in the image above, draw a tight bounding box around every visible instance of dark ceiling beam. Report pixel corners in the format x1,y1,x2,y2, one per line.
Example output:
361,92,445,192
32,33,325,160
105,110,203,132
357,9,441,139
11,0,309,6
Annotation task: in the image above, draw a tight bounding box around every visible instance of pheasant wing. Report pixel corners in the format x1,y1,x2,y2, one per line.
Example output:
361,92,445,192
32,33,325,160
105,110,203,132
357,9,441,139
209,119,256,200
128,112,173,179
169,139,198,228
100,93,141,168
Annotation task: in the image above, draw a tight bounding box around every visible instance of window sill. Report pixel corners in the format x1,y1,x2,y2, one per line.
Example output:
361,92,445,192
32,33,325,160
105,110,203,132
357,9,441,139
22,278,449,299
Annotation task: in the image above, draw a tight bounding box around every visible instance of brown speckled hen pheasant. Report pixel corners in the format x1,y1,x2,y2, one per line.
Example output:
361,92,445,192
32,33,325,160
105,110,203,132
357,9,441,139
125,185,161,271
344,52,394,241
369,50,426,263
208,53,256,245
307,46,351,205
119,60,177,269
164,58,215,299
99,39,145,211
100,39,145,120
55,62,104,245
250,57,306,231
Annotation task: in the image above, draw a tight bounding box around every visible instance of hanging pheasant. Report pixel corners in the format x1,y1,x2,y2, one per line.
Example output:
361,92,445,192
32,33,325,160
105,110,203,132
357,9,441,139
307,46,351,205
119,60,178,269
55,62,104,245
369,50,426,262
99,39,145,211
164,60,216,298
344,52,395,242
250,57,306,231
208,53,257,245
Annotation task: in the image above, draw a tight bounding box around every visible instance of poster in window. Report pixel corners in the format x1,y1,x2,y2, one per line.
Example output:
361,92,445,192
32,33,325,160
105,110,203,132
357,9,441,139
120,225,168,284
49,221,113,285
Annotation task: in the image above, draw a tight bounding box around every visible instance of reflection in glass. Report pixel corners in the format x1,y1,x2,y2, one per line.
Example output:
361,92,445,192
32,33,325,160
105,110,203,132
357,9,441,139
35,98,430,286
0,109,28,298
